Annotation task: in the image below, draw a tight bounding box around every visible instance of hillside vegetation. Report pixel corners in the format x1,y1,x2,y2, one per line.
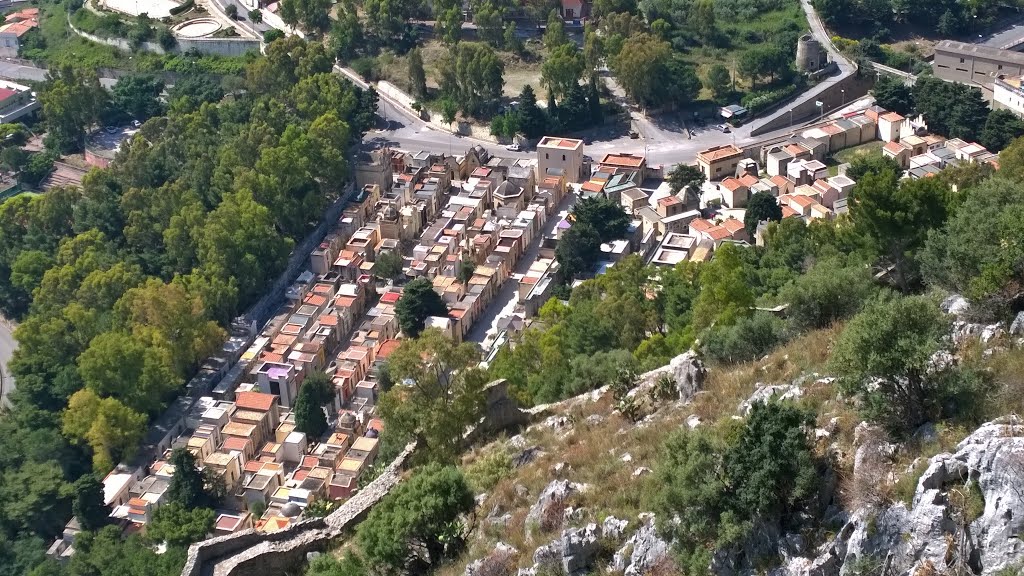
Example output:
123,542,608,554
303,141,1024,576
0,37,378,576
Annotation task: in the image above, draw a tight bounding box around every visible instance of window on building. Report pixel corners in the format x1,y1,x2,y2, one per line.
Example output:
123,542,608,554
960,58,965,63
545,153,549,159
562,155,566,161
1000,65,1004,70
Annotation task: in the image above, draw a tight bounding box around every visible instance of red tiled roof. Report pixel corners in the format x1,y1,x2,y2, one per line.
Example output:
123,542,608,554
738,173,759,187
375,339,399,362
6,8,39,21
770,175,790,189
721,218,745,233
380,291,401,304
689,218,714,233
224,437,250,452
707,227,731,240
599,153,645,168
235,392,276,412
883,141,908,154
303,294,327,307
880,112,904,122
697,145,742,163
790,195,816,208
720,177,745,192
0,19,35,37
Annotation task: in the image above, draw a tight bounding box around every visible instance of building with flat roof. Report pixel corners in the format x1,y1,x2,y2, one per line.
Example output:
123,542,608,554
994,74,1024,117
537,136,584,184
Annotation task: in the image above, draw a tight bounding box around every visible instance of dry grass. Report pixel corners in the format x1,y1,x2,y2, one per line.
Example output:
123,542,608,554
983,346,1024,417
447,326,844,573
692,325,841,421
412,39,546,99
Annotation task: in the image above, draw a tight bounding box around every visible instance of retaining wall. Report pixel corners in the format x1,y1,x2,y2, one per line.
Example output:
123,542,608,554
68,16,259,58
750,72,875,136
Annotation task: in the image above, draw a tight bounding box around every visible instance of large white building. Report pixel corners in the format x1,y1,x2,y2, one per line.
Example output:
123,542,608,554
994,74,1024,117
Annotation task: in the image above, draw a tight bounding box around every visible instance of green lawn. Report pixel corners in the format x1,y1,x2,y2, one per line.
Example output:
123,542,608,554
833,141,884,165
23,1,251,75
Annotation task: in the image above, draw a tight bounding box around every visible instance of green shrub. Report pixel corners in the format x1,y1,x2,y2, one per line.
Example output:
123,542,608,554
700,311,790,365
263,29,284,43
351,56,379,81
168,0,195,16
741,84,798,115
464,448,513,492
778,258,877,331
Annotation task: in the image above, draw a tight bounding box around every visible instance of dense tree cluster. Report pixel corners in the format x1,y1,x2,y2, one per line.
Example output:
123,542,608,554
554,196,631,281
815,0,1001,38
395,278,449,338
0,36,377,576
872,75,1024,152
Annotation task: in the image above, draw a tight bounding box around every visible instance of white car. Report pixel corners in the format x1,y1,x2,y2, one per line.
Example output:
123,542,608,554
506,143,521,152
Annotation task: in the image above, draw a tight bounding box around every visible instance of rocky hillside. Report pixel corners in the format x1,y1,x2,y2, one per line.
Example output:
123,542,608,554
443,301,1024,576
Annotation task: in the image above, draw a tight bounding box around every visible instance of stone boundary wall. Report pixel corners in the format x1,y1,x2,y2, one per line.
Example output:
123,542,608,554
180,440,417,576
175,37,260,57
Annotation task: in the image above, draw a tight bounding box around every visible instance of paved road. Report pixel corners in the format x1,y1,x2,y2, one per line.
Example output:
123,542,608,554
977,14,1024,49
0,60,47,82
464,193,574,349
0,318,16,407
205,0,271,38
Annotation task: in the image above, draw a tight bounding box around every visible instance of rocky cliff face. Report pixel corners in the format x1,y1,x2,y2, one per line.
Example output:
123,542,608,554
462,339,1024,576
778,417,1024,576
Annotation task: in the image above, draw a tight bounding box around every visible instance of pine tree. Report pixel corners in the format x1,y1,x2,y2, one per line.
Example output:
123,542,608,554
588,74,603,124
408,48,427,100
294,372,333,439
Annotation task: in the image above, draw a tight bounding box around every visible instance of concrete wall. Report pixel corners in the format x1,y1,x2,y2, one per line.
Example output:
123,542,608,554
177,37,260,57
68,16,259,58
750,72,874,136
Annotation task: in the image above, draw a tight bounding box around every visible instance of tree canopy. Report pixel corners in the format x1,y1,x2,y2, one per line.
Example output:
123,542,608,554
830,294,949,433
294,371,334,439
744,191,783,235
395,278,448,338
358,464,474,573
378,329,486,462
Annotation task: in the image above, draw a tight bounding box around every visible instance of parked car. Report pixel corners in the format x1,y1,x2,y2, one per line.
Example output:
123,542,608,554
506,142,521,152
628,130,640,139
104,126,118,134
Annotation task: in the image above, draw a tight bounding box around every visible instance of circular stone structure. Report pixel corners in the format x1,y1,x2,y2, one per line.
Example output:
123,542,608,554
172,18,222,38
102,0,183,18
